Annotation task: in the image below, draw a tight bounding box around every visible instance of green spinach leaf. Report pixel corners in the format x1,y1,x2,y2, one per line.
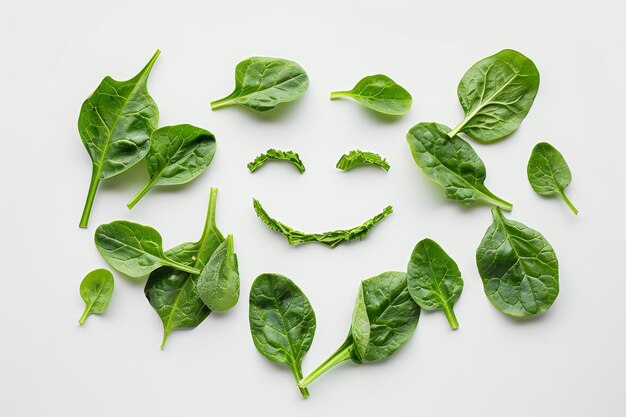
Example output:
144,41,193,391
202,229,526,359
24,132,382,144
336,150,390,172
406,122,512,210
247,149,305,173
127,124,217,209
476,207,559,317
299,271,419,390
78,50,160,228
95,220,201,277
527,142,578,214
197,235,240,312
407,239,463,329
78,269,114,325
330,74,412,115
145,188,225,348
249,273,316,398
211,57,309,112
253,199,393,248
448,49,540,142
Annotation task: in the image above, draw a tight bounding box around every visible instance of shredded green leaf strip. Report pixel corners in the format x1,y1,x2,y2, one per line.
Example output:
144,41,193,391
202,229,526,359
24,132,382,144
247,149,306,173
336,150,390,172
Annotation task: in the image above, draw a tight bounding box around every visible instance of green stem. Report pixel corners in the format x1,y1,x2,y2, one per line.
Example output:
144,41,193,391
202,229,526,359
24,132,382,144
210,97,233,110
79,166,101,228
330,91,350,100
559,191,578,215
478,187,513,211
160,329,171,350
447,119,466,138
204,187,219,231
298,341,353,389
164,260,201,275
78,306,90,326
442,304,459,330
127,179,155,210
291,366,309,398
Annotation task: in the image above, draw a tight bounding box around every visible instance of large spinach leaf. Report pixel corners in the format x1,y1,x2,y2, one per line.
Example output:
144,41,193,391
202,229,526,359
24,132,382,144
253,199,393,247
299,272,419,390
144,188,225,348
127,124,217,209
476,207,559,317
95,220,201,277
78,50,160,228
249,273,316,398
78,269,114,325
527,142,578,214
247,149,305,173
211,57,309,112
330,74,412,115
196,235,240,312
407,239,463,329
336,150,390,172
406,122,512,210
448,49,540,142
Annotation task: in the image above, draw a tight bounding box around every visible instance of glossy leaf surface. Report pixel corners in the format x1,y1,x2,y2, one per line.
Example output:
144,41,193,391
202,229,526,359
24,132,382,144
78,269,114,325
330,74,412,115
247,149,305,173
476,207,559,317
336,150,390,172
197,235,240,312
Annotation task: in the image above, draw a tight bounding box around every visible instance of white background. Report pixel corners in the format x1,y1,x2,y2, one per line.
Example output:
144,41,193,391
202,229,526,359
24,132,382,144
2,1,625,416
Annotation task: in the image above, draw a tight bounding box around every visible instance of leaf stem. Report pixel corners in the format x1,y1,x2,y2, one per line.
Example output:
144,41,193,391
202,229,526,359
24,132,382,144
298,341,353,389
479,188,513,211
78,306,90,326
210,97,233,110
330,91,350,100
127,179,155,209
559,191,578,215
442,304,459,330
79,166,101,228
291,365,310,398
164,261,201,275
205,187,219,230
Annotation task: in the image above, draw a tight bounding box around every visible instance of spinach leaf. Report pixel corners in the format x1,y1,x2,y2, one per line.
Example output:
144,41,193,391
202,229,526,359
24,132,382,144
127,124,217,209
476,207,559,317
527,142,578,214
336,150,390,172
299,271,419,390
78,269,114,325
253,199,393,248
330,74,412,115
78,50,160,228
448,49,540,142
249,273,316,398
407,239,463,329
406,122,512,210
95,220,201,277
196,235,240,312
145,188,225,348
247,149,305,173
211,57,309,112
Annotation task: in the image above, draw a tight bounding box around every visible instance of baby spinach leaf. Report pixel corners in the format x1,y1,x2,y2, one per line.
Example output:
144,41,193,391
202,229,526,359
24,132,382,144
196,235,240,312
476,207,559,317
211,57,309,112
406,122,512,210
330,74,412,115
527,142,578,214
95,220,201,278
299,271,419,390
336,150,390,172
253,199,393,248
249,273,316,398
78,50,160,228
144,188,225,348
247,149,305,173
448,49,540,142
78,268,114,325
127,124,217,209
407,239,463,329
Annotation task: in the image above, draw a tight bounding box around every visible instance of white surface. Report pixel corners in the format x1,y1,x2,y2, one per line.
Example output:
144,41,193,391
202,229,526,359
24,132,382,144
2,1,625,416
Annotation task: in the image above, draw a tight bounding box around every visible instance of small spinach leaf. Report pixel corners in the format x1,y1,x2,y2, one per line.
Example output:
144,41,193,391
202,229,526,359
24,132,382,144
476,207,559,317
299,271,419,390
78,50,160,228
95,221,201,277
197,235,240,312
406,122,512,210
527,142,578,214
78,269,114,325
211,57,309,112
330,74,412,115
253,199,393,248
249,273,316,398
407,238,463,329
247,149,305,173
336,150,390,172
127,124,217,209
448,49,540,142
144,188,225,348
